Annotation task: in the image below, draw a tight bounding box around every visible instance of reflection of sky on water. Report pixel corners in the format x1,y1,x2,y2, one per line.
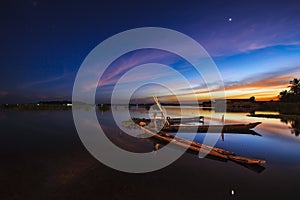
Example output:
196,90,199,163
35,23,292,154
163,106,300,137
2,107,299,167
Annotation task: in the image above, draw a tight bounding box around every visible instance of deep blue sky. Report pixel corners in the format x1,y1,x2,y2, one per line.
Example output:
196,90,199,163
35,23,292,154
1,0,300,103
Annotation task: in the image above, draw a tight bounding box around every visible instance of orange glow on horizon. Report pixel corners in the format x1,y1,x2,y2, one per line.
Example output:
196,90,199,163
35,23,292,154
132,73,299,103
195,74,295,101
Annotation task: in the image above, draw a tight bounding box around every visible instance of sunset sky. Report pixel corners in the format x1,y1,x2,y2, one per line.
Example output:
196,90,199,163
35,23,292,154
1,0,300,103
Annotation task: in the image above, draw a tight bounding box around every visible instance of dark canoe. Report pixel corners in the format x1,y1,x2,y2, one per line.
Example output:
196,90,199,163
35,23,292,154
162,122,262,134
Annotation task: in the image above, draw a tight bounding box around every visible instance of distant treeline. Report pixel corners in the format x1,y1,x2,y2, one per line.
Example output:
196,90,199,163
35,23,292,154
0,104,71,111
0,100,72,111
0,101,114,112
38,100,72,105
211,99,300,115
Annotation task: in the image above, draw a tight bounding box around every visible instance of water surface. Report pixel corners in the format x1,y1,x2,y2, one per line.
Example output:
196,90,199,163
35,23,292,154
1,107,300,199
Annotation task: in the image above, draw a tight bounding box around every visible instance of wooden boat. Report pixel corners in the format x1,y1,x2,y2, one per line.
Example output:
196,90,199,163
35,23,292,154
131,118,261,134
161,122,262,133
141,126,266,165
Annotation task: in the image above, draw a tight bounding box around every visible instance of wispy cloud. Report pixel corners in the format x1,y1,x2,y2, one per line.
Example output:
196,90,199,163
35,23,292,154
156,65,300,101
80,50,172,92
204,36,300,58
198,15,300,57
99,53,300,102
99,51,169,86
205,65,300,100
84,49,199,91
18,71,74,89
223,75,293,92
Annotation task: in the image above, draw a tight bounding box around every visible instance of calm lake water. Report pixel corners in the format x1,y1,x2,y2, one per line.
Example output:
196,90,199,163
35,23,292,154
1,106,300,199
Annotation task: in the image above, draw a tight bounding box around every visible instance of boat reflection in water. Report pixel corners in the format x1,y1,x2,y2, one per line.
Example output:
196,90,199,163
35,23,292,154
146,137,266,174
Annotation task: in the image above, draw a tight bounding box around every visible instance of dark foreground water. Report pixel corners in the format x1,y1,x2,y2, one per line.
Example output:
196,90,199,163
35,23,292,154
1,106,300,199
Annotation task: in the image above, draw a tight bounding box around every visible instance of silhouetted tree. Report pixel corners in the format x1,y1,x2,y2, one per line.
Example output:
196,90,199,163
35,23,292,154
279,78,300,102
249,96,256,102
289,78,300,95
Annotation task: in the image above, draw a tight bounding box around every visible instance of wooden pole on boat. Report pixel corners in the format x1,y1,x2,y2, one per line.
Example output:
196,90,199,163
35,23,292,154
153,95,170,126
153,112,157,129
221,114,225,141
